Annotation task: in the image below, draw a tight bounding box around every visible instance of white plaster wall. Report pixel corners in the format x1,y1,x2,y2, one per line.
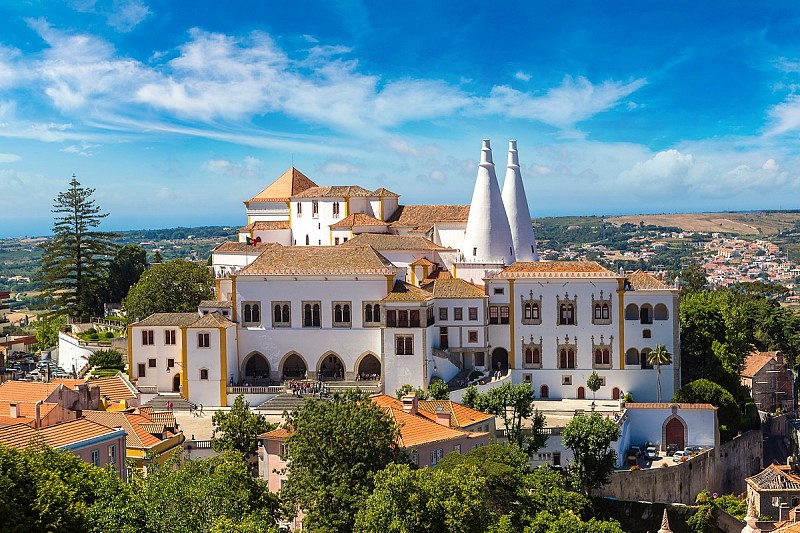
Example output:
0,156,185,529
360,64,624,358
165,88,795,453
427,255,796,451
624,407,717,450
290,198,346,246
433,297,487,350
57,332,94,374
129,325,184,392
247,202,290,222
348,198,375,217
453,262,504,286
186,326,223,407
252,229,292,245
434,224,466,250
383,326,425,395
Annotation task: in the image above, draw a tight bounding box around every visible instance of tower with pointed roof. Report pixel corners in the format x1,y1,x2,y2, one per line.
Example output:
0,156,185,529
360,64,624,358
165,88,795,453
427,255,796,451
460,139,515,265
502,140,539,262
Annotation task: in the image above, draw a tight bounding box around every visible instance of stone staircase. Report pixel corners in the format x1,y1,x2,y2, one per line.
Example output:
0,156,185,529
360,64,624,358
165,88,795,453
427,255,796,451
145,393,195,412
446,368,473,391
256,393,313,413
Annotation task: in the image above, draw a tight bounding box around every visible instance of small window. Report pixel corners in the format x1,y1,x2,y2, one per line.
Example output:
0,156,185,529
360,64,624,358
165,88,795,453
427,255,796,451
141,330,154,345
137,363,146,378
200,368,209,380
165,330,176,345
333,202,340,216
489,306,499,324
242,302,262,326
395,335,414,355
468,307,478,321
523,373,532,383
439,307,448,321
167,358,175,369
334,237,340,245
562,375,572,386
91,449,100,467
312,200,319,217
198,333,210,348
431,448,444,466
454,443,461,454
468,330,478,343
108,445,116,466
363,303,381,326
302,302,321,327
500,306,509,324
472,247,477,257
493,287,504,295
296,202,302,216
148,358,156,368
333,302,352,327
454,307,463,321
279,443,289,457
643,329,652,339
272,302,291,328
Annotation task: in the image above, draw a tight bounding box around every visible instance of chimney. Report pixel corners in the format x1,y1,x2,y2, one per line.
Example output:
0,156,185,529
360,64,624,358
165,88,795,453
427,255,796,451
402,394,418,415
35,400,42,429
434,406,451,427
501,139,539,262
9,403,19,418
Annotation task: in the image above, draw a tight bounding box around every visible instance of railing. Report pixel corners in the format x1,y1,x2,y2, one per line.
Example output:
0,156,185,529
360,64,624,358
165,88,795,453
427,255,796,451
227,386,284,395
187,440,212,449
90,317,126,327
432,348,463,370
137,384,158,394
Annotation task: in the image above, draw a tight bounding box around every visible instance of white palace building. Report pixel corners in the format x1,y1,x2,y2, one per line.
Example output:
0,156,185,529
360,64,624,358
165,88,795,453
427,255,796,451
127,140,680,408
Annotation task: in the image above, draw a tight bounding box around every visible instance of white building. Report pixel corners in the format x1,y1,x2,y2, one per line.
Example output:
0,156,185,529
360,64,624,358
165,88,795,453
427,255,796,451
128,139,680,407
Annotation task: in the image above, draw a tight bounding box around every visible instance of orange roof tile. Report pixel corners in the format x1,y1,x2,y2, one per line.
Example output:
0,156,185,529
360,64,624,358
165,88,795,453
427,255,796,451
0,418,120,450
410,257,435,267
239,221,291,232
133,313,198,327
0,401,61,421
418,400,495,428
382,280,434,302
421,278,486,299
387,205,470,231
387,407,473,448
627,270,669,290
292,185,376,199
261,427,292,439
0,416,35,427
342,234,448,251
743,351,780,378
496,261,617,279
330,213,388,229
188,312,235,328
214,241,275,254
372,187,399,197
246,168,317,203
91,374,138,403
82,410,165,449
240,245,396,276
0,382,62,403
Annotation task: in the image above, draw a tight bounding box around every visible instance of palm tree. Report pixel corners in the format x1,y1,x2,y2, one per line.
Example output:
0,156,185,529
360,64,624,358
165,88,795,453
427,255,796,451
647,344,672,403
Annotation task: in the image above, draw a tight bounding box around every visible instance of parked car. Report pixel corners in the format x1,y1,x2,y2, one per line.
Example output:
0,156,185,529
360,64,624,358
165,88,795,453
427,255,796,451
673,451,690,462
685,445,703,454
644,446,659,460
666,444,678,456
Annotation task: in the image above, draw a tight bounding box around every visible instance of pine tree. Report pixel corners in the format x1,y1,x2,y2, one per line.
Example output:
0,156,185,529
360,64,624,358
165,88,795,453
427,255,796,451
37,175,118,320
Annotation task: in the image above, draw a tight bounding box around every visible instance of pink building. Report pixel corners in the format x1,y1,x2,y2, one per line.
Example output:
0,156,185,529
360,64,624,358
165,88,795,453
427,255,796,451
259,393,494,492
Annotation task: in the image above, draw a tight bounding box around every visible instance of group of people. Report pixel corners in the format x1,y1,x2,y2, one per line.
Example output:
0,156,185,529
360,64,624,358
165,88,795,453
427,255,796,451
288,380,330,399
355,372,380,381
188,403,204,417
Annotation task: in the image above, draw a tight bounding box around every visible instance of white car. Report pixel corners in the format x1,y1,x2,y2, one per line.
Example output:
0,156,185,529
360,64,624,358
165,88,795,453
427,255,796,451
672,450,690,462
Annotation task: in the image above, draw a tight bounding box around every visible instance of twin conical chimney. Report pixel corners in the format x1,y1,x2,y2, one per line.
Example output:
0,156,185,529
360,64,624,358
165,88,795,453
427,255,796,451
502,140,539,261
461,140,515,265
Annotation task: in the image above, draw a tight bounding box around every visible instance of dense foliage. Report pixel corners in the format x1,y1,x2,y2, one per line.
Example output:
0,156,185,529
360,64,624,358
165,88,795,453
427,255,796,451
561,411,620,495
122,259,214,321
36,177,119,319
672,379,742,441
87,349,125,370
211,394,274,459
281,391,404,532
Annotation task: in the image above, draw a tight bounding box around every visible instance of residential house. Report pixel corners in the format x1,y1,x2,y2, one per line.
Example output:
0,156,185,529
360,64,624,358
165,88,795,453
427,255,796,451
742,351,794,414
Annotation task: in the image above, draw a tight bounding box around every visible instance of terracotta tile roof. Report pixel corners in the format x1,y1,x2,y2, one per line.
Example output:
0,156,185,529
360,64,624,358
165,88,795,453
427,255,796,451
418,400,495,428
0,418,120,450
239,221,291,232
239,245,396,276
372,187,399,197
421,278,486,299
342,234,449,251
52,379,88,390
199,300,232,308
82,411,163,449
148,411,176,428
747,464,800,490
743,351,780,378
0,416,35,427
625,402,716,410
188,312,236,328
496,261,617,279
214,241,275,254
0,382,62,403
382,280,435,302
627,270,669,290
133,313,198,327
410,257,435,267
424,270,452,281
386,406,473,448
261,427,292,440
140,423,166,435
292,185,376,199
0,401,62,423
329,213,388,229
775,521,800,532
246,167,317,203
91,374,138,403
386,205,470,231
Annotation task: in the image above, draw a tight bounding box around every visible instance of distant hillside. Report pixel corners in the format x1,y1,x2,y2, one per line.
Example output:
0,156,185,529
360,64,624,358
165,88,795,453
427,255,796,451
605,211,800,236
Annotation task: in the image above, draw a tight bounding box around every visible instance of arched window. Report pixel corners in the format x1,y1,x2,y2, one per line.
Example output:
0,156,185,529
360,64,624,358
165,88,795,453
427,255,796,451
305,235,310,246
559,304,575,325
625,303,639,321
333,202,340,216
312,304,320,327
373,304,380,322
244,304,252,323
200,368,209,380
560,349,575,369
640,305,653,324
532,303,540,319
343,304,351,323
594,304,602,320
274,304,282,324
594,349,610,366
334,304,343,323
654,303,669,320
252,304,260,323
282,305,290,323
365,304,373,323
540,385,549,398
625,348,640,366
304,304,313,327
525,348,533,364
602,304,610,319
524,303,532,320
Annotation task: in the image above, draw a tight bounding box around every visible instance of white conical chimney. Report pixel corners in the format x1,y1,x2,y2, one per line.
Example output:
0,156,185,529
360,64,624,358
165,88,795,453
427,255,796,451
461,139,515,265
502,140,539,261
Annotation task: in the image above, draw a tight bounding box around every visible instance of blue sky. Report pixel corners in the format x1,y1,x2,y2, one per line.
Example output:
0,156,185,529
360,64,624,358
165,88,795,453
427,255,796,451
2,1,800,237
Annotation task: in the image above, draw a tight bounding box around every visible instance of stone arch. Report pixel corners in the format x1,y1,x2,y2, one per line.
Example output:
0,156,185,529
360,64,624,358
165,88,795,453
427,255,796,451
317,351,345,380
540,384,549,398
625,303,639,320
356,352,381,379
280,352,308,380
625,348,640,366
662,408,689,450
242,351,270,385
491,347,509,375
172,373,181,393
640,304,653,324
654,303,669,320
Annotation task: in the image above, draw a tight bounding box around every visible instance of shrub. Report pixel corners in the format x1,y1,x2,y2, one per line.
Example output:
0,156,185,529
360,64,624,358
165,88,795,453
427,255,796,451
104,331,114,339
88,333,100,341
86,328,97,335
88,349,125,370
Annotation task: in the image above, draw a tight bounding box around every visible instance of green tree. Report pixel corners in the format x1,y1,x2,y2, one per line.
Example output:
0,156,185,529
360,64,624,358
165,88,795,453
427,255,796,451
427,378,449,400
152,249,163,263
681,263,707,293
281,391,403,533
647,345,672,403
470,382,547,455
36,176,119,320
395,384,427,400
87,349,125,370
34,313,67,350
354,462,491,533
211,394,274,460
672,379,742,440
106,244,147,304
586,371,602,406
122,259,213,321
561,411,620,495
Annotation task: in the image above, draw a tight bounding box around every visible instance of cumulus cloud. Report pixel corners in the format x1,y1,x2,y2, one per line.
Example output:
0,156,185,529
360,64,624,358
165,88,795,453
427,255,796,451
320,160,362,174
68,0,151,32
765,95,800,137
60,141,99,156
0,153,20,163
514,70,531,82
202,156,263,178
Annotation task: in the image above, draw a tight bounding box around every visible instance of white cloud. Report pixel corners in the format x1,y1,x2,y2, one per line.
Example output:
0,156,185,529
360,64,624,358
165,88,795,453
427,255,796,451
514,70,531,82
765,95,800,137
0,153,20,163
68,0,151,32
202,156,263,178
60,141,99,156
320,161,362,174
